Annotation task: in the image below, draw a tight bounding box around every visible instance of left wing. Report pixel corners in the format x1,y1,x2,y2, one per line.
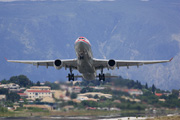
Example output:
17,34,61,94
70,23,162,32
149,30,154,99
6,59,78,69
93,57,173,70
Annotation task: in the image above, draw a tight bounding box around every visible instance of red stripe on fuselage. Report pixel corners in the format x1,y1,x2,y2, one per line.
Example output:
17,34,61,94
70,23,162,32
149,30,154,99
75,39,91,46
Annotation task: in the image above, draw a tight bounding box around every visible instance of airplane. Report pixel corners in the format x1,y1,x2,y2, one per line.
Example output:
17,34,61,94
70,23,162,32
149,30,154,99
6,36,173,81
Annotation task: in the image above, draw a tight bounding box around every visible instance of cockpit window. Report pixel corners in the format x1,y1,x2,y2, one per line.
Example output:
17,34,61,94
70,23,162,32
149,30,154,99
79,37,85,39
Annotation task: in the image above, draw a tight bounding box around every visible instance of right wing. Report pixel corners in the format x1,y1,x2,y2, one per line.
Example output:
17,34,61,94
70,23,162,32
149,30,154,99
6,59,78,69
93,57,173,70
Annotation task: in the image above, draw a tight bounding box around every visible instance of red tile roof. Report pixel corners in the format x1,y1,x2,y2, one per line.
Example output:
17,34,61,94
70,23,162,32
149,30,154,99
129,89,140,91
155,93,163,97
26,90,51,93
18,93,27,96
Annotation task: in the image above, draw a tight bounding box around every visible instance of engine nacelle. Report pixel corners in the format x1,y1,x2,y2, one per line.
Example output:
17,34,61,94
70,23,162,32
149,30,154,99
54,59,63,70
108,59,116,70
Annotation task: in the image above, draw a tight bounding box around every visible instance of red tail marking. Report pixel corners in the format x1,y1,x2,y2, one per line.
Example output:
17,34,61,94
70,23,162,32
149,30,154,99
169,57,173,62
4,57,8,61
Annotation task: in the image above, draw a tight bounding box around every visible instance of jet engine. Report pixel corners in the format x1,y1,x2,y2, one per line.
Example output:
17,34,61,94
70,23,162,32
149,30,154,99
54,59,63,70
108,59,116,70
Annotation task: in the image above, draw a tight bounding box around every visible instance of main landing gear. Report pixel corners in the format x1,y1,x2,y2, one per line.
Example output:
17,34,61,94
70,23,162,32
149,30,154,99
99,68,105,81
68,67,74,81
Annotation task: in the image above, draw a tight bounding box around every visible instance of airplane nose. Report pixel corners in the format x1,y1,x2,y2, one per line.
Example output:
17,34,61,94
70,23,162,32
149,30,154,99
76,40,86,46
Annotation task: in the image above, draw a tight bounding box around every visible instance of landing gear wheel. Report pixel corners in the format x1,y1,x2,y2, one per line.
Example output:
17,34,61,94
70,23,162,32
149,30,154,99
71,74,74,81
68,74,74,81
99,73,105,81
102,74,105,81
68,74,71,81
99,73,102,81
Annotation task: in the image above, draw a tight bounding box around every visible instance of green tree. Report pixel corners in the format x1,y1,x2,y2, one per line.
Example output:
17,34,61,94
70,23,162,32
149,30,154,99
100,96,107,101
152,84,156,94
67,101,77,106
88,83,94,86
35,98,41,103
127,80,135,88
9,76,19,84
6,92,20,102
74,82,80,86
80,88,87,93
87,94,93,98
145,83,148,89
0,79,8,84
81,100,98,107
103,87,112,94
138,82,142,89
36,81,41,86
44,81,60,90
172,89,179,97
94,94,99,99
0,88,9,95
18,75,32,87
0,106,8,113
66,90,70,96
9,75,33,87
70,92,77,99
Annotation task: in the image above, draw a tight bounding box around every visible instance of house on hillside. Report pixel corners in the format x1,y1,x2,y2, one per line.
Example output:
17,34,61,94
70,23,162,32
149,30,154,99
155,93,163,97
0,95,6,100
78,92,112,99
41,97,55,103
0,83,20,92
24,89,52,99
76,96,98,102
30,86,51,90
128,89,143,96
71,86,82,93
77,96,88,101
51,90,66,99
121,96,141,102
17,93,28,99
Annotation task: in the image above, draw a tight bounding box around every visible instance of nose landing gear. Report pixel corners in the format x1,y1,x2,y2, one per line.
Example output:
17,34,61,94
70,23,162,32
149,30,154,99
79,55,84,60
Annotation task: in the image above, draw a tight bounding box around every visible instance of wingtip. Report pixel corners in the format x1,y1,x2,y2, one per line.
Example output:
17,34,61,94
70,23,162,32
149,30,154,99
4,57,8,61
169,57,173,62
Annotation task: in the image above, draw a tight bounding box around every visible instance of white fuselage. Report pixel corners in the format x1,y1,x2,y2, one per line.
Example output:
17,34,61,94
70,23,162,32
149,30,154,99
74,37,96,80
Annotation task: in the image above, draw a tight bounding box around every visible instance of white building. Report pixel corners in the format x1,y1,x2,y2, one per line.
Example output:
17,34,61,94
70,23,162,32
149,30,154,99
78,92,112,99
25,89,52,99
0,83,20,89
0,95,6,100
128,89,143,96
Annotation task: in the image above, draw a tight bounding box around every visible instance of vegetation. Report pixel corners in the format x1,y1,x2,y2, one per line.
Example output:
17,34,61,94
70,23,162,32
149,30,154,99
0,106,8,113
26,107,49,112
70,92,77,99
0,74,180,118
0,75,33,87
44,81,60,90
6,92,20,102
0,88,20,103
